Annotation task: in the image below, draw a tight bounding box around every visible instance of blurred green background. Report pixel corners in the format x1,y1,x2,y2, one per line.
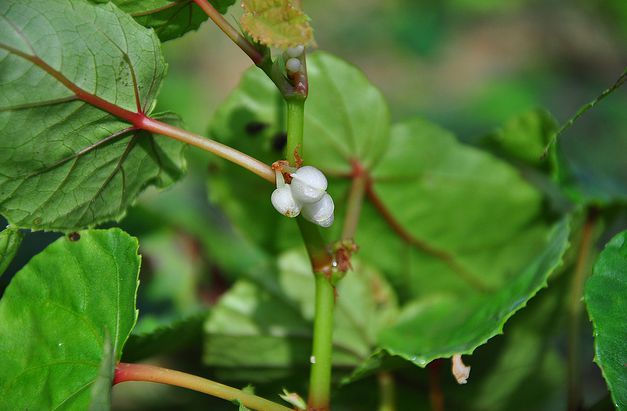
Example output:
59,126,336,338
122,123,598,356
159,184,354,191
2,0,626,409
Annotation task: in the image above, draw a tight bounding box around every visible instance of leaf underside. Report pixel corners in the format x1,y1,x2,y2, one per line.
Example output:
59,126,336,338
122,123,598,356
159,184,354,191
0,0,186,232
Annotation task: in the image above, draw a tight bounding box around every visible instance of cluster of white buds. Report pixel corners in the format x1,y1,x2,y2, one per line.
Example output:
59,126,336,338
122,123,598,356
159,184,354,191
271,165,334,227
285,45,305,74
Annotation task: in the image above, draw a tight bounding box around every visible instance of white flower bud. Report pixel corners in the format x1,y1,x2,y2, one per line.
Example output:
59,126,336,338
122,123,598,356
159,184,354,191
290,166,328,204
285,57,302,74
286,45,305,58
302,193,334,227
271,185,301,218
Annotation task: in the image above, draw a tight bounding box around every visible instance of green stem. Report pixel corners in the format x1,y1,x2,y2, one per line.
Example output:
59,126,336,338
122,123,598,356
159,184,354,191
286,99,305,165
114,363,291,411
567,207,599,411
377,372,396,411
139,116,274,183
308,273,335,410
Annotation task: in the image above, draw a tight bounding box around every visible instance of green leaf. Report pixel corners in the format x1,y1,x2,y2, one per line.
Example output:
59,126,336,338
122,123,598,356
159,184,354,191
0,226,23,276
240,0,314,48
0,0,186,231
204,249,397,380
89,335,115,411
363,118,551,298
89,0,236,42
208,51,570,369
377,218,569,366
0,229,140,410
584,231,627,410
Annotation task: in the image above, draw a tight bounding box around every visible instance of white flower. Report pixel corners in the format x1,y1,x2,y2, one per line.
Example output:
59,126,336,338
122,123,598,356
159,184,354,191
271,185,301,217
301,193,334,227
290,166,328,204
270,166,334,228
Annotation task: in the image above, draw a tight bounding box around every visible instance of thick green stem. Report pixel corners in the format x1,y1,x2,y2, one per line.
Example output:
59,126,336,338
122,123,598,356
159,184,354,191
286,99,305,165
567,207,599,411
308,273,335,410
377,372,396,411
114,363,291,411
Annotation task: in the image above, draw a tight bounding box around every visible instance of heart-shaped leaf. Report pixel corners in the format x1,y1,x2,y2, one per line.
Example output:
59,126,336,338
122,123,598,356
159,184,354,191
0,229,140,410
584,231,627,410
0,0,186,231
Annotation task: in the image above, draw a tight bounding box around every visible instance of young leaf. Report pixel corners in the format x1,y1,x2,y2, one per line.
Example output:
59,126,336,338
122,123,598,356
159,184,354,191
88,0,236,42
0,229,141,410
0,226,23,276
204,249,397,380
584,231,627,410
0,0,186,231
240,0,314,48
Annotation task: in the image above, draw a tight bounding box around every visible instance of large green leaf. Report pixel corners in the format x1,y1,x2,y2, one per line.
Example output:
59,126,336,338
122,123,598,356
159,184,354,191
208,51,570,370
0,226,22,276
377,218,569,366
0,0,186,231
584,231,627,410
89,0,236,42
0,229,140,410
204,249,397,381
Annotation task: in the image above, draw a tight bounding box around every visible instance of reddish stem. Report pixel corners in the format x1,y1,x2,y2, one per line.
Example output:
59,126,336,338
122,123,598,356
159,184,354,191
114,363,291,411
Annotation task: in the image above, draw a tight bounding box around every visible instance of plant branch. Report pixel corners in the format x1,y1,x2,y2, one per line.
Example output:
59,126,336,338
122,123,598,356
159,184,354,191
138,116,274,183
377,372,396,411
341,162,367,240
567,207,600,411
543,68,626,157
191,0,264,65
428,361,444,411
113,363,292,411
